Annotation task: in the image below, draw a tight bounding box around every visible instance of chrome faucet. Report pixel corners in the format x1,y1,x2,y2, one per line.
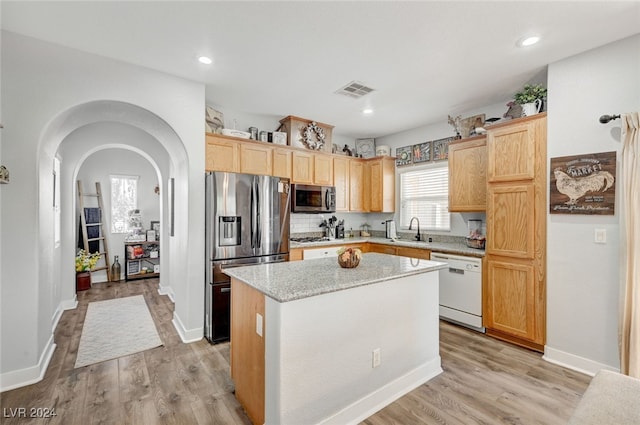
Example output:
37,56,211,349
409,217,421,241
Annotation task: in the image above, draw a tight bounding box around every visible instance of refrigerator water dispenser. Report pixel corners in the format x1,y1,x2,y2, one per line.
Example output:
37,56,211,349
219,216,241,246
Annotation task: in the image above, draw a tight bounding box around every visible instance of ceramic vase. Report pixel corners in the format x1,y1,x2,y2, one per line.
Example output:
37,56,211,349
521,99,542,117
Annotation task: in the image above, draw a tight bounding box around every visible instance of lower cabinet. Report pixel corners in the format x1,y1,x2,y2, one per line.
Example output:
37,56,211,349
368,243,431,260
484,256,544,351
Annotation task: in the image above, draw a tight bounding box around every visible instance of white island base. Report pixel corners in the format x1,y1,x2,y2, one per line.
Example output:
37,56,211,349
227,254,444,425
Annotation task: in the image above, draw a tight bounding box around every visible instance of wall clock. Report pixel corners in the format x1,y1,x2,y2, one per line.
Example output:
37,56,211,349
356,138,375,158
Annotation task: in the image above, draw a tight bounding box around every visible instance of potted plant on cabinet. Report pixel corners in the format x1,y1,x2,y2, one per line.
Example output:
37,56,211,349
514,84,547,117
76,249,100,291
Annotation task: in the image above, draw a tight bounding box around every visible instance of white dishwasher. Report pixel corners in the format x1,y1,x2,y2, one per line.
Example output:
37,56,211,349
431,252,484,332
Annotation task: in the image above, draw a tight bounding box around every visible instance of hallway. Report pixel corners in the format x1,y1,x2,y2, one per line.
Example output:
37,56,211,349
0,279,250,425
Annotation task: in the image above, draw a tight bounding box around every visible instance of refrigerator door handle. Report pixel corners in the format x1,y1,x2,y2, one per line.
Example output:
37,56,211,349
250,176,256,249
256,179,262,248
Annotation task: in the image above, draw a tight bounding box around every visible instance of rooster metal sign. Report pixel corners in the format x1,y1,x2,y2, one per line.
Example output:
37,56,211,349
550,151,616,215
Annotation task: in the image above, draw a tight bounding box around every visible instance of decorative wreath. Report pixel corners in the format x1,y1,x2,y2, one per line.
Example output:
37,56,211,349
300,121,326,150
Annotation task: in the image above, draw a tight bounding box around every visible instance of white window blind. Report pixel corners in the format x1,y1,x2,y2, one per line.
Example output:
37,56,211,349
110,175,138,233
399,165,450,231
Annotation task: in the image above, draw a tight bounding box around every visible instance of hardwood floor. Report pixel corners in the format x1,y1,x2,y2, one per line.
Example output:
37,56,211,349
1,279,590,424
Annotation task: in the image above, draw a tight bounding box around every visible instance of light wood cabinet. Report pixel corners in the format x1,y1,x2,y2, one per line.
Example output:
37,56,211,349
448,136,487,212
368,243,430,260
349,159,365,212
484,114,547,352
289,248,303,261
272,147,292,179
333,157,349,211
487,121,536,182
240,143,272,175
369,157,395,213
485,259,536,342
314,154,333,185
292,151,314,184
206,134,240,172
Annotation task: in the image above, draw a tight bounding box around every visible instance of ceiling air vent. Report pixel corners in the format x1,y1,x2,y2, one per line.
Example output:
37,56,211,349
335,81,375,99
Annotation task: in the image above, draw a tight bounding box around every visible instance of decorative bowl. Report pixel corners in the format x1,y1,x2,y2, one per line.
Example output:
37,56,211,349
222,128,251,139
337,247,362,268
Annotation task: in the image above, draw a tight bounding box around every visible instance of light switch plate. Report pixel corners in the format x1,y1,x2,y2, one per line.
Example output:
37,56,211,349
595,228,607,244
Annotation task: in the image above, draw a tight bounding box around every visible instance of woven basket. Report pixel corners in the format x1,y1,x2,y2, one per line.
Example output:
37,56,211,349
338,255,360,268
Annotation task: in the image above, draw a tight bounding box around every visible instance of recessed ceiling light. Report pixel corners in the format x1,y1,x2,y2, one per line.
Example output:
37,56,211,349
362,108,374,115
518,36,540,47
198,56,213,65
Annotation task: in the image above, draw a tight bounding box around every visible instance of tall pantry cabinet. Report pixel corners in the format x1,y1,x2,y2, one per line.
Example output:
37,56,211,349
484,113,547,352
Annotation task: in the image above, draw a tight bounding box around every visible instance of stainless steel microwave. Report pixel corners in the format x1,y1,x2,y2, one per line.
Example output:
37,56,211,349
291,184,336,213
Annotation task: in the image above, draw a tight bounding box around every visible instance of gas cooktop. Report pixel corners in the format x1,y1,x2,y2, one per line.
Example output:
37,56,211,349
290,236,331,243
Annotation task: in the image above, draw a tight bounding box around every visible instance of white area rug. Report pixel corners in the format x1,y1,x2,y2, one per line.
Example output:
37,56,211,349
75,295,163,368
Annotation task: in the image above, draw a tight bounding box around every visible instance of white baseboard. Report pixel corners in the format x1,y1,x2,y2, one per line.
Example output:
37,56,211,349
171,312,203,343
318,357,443,425
158,285,175,302
0,334,56,392
52,296,78,332
543,346,620,376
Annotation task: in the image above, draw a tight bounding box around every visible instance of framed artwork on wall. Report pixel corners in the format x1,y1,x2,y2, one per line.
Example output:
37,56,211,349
550,151,616,215
412,141,431,163
395,146,413,166
432,137,453,161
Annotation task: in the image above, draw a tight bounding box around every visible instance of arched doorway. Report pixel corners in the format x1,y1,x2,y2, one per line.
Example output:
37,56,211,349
37,100,192,328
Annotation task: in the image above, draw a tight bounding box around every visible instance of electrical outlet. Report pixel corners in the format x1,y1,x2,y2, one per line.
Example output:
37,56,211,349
372,348,381,368
256,313,263,337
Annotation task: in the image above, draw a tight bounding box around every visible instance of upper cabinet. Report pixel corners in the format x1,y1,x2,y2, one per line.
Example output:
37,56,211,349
369,156,395,213
240,142,273,176
206,134,240,172
448,136,487,212
333,157,349,212
314,154,334,185
205,133,396,213
487,121,537,182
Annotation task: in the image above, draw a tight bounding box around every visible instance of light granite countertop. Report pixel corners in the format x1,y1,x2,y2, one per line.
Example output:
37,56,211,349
290,236,485,257
223,252,447,303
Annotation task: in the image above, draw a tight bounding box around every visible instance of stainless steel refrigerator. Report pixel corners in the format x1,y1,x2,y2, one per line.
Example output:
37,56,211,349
205,171,290,343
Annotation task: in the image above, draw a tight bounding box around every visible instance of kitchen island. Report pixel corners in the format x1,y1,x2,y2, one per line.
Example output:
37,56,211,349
224,252,447,425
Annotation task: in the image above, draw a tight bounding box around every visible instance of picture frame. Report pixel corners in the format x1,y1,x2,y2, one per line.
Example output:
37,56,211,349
460,114,486,138
355,138,376,159
150,220,160,234
432,137,453,161
128,260,141,275
395,146,413,166
412,141,431,163
549,151,616,215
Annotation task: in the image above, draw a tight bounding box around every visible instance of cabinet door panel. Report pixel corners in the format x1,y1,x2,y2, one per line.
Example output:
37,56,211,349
349,159,364,212
206,136,239,172
368,243,397,255
272,148,292,179
396,247,431,260
485,259,535,341
487,184,535,259
292,151,314,184
314,154,333,185
333,157,349,211
487,123,535,182
240,144,272,175
448,138,486,211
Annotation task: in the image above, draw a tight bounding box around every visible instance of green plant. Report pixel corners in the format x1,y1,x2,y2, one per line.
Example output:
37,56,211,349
76,249,100,272
513,84,547,104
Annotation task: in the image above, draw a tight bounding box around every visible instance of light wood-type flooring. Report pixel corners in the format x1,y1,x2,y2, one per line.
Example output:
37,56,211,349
0,279,591,424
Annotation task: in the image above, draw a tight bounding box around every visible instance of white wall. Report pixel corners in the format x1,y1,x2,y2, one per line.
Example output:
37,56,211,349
544,34,640,374
1,31,204,390
76,147,160,282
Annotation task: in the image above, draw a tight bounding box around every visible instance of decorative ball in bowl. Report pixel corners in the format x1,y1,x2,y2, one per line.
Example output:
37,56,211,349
337,247,362,268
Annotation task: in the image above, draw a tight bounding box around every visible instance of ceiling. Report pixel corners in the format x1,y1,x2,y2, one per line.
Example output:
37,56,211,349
2,1,639,138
